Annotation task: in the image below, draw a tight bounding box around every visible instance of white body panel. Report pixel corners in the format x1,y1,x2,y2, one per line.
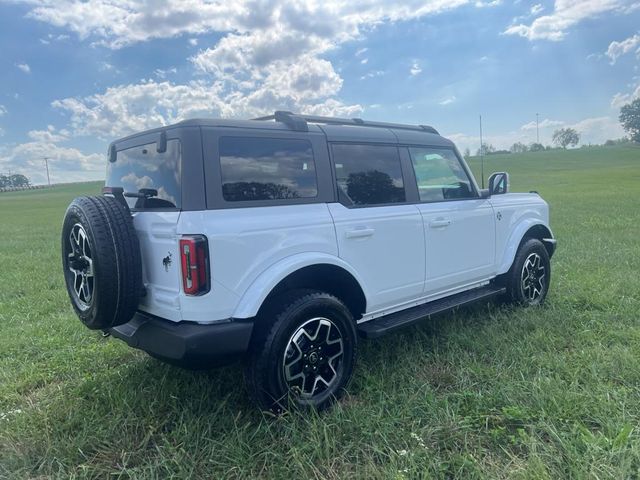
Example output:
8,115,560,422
416,199,496,295
177,204,338,322
133,211,182,321
134,192,550,325
328,203,425,312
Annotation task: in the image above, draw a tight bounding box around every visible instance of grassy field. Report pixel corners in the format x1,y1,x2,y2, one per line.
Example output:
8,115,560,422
1,145,640,479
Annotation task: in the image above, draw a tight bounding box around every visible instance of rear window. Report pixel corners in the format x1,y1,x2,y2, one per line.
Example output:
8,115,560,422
219,136,318,202
106,139,181,209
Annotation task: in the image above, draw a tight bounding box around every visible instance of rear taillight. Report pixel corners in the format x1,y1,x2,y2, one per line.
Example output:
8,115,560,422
179,235,210,295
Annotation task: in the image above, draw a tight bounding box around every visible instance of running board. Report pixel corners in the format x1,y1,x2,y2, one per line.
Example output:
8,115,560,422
357,285,506,339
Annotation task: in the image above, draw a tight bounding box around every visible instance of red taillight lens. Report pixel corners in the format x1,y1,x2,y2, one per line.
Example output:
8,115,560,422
179,235,210,295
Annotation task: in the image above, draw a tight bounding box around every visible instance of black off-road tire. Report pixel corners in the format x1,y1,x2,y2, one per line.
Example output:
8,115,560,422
244,290,358,413
503,238,551,306
61,195,142,330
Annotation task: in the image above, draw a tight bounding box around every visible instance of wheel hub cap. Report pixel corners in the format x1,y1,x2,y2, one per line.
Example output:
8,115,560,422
66,223,94,309
520,252,545,302
282,317,344,399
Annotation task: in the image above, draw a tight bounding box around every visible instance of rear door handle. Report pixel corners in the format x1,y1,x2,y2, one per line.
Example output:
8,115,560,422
429,218,451,228
346,227,375,239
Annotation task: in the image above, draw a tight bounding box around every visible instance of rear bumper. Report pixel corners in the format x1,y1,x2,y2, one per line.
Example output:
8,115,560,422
110,312,254,368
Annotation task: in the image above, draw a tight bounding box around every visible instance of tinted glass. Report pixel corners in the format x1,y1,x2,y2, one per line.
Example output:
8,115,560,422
331,144,405,206
219,137,317,202
107,139,181,209
409,147,474,202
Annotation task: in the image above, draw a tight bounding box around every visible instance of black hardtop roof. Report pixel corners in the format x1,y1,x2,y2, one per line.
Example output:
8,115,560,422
111,111,454,149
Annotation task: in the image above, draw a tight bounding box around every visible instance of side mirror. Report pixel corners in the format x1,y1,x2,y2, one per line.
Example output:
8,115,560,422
488,172,509,195
479,189,491,199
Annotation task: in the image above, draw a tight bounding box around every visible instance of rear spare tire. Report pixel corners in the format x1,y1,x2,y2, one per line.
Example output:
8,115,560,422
61,195,142,330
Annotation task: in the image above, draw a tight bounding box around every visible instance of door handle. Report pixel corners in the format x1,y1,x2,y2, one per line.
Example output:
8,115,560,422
346,227,375,239
429,218,451,228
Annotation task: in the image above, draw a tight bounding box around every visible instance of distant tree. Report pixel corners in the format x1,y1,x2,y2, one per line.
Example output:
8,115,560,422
510,142,528,153
529,142,545,152
552,128,580,149
619,98,640,143
0,175,9,188
10,174,30,187
476,143,495,156
463,147,471,158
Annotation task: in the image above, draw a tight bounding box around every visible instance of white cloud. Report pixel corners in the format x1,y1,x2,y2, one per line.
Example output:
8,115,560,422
530,4,544,15
0,141,104,184
18,0,472,49
410,61,422,76
153,67,177,79
0,105,7,116
355,47,368,57
28,125,69,143
16,63,31,73
439,96,457,105
53,76,361,139
520,118,565,130
606,33,640,64
360,70,385,80
611,83,640,108
504,0,633,41
25,0,499,144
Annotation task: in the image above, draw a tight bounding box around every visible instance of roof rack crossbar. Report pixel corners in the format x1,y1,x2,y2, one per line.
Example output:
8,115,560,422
251,111,439,135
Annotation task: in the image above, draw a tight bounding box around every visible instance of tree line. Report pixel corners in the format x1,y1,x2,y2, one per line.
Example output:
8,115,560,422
465,97,640,157
0,174,31,188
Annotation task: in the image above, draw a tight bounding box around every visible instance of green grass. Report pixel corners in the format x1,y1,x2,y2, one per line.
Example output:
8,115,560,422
1,145,640,479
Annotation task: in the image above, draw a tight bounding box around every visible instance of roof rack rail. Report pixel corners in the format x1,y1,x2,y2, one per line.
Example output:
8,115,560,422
252,111,439,135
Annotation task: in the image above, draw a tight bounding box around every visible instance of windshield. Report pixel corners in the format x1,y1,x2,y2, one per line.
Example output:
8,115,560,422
106,139,181,210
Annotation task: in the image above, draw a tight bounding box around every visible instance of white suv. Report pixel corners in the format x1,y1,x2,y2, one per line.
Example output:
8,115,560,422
61,111,556,411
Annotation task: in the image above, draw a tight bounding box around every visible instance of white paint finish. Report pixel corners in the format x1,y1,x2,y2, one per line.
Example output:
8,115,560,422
489,193,550,274
132,211,182,321
232,252,369,319
178,204,338,322
328,203,425,312
416,199,496,294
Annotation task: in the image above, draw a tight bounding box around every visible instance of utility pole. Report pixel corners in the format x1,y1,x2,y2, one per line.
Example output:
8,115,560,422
479,114,484,188
536,113,540,144
43,157,51,186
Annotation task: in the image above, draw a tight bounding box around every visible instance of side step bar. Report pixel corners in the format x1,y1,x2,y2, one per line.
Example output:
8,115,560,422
357,285,506,338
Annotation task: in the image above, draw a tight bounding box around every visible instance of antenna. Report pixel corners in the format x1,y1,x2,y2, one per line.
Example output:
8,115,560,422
479,114,484,189
536,113,540,143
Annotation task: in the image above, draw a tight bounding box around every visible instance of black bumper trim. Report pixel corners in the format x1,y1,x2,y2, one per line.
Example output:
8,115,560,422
110,312,254,368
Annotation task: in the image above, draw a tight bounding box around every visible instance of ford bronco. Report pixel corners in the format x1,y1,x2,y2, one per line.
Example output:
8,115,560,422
61,111,556,411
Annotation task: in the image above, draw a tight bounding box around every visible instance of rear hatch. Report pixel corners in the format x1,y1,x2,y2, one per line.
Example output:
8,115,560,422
106,137,183,321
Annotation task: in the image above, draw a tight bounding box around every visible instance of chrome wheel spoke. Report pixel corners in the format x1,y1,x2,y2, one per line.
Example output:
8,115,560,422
282,317,345,399
66,223,94,309
520,252,545,302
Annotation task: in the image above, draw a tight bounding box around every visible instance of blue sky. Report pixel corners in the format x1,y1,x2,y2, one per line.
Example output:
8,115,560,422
0,0,639,184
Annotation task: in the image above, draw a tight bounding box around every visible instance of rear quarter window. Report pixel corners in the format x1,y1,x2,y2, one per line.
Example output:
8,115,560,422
106,139,181,209
219,136,318,202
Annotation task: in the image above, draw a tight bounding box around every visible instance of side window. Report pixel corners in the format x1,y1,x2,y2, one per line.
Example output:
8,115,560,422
409,147,475,202
331,144,406,206
219,137,318,202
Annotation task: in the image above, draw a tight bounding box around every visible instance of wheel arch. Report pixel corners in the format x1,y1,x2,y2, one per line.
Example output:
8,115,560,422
498,221,555,275
232,253,368,321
